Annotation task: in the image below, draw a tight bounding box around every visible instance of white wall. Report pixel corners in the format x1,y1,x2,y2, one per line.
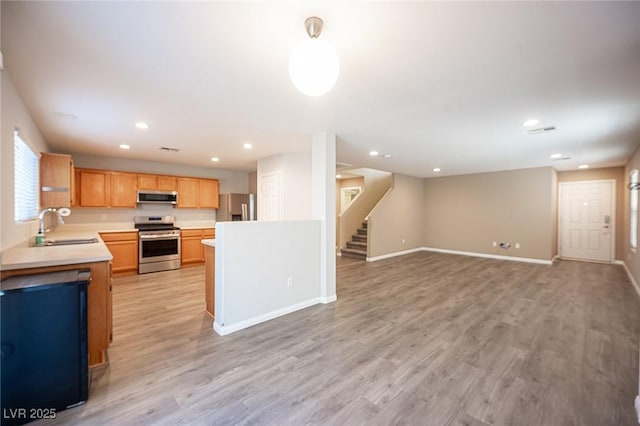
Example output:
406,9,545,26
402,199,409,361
1,71,50,250
257,152,312,221
368,173,424,259
311,132,337,303
214,220,321,335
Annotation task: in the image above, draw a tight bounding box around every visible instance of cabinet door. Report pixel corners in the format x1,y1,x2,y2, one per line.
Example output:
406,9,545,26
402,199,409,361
110,172,137,207
72,168,80,207
181,236,204,264
79,170,109,207
177,178,199,208
104,240,138,273
107,262,113,344
40,153,72,208
137,174,157,190
205,245,215,317
157,176,177,191
199,179,220,209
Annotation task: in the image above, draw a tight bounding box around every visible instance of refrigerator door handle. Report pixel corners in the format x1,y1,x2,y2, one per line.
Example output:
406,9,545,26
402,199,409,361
241,203,248,221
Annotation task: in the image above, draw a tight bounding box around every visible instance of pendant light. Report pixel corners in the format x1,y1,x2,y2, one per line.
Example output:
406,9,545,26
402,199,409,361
289,17,340,97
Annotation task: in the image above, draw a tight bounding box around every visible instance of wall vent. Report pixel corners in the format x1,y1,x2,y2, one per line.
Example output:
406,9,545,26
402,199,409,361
159,146,180,152
528,126,556,135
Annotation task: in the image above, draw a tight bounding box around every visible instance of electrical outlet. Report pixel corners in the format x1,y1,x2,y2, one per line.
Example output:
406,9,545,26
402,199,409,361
515,243,520,249
492,241,497,247
287,277,293,288
401,238,406,244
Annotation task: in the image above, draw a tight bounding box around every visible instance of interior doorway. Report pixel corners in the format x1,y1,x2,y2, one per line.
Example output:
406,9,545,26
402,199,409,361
559,180,615,262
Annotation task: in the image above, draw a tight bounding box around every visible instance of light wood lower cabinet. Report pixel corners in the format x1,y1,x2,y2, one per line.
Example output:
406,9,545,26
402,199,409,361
204,245,215,317
181,228,215,266
100,232,139,274
1,261,112,368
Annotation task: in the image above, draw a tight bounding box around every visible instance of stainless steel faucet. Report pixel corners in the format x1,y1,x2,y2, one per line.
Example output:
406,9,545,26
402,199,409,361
37,207,66,234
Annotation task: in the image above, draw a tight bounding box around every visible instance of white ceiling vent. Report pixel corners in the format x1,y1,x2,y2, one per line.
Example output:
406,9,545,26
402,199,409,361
528,126,556,135
159,146,180,152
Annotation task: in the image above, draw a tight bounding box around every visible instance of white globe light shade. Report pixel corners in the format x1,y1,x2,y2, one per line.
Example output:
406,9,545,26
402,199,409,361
289,38,340,97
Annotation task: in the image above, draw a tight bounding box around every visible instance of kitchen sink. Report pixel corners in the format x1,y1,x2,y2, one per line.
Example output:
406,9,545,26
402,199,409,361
44,238,99,246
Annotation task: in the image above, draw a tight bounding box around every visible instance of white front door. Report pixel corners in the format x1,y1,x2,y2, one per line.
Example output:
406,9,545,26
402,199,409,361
559,180,614,262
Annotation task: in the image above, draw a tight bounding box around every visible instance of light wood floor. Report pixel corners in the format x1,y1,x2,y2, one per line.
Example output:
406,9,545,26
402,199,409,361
40,253,640,425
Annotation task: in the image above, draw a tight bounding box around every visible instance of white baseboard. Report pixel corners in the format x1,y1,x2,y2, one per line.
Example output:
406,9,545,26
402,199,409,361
320,294,337,304
366,247,423,262
635,395,640,424
616,260,640,299
421,247,553,265
213,297,321,336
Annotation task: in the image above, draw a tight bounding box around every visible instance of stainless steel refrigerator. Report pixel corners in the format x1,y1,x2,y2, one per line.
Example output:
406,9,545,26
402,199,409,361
217,193,256,221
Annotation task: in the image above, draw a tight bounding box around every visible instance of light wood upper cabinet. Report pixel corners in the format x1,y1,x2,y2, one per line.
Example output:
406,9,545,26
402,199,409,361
177,178,219,209
157,176,177,191
80,169,110,207
110,172,137,208
177,178,199,208
199,179,220,209
72,168,80,207
137,174,157,190
137,174,178,191
76,167,217,209
40,153,73,208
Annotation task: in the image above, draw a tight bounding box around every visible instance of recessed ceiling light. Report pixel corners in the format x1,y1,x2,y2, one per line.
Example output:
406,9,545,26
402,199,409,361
243,143,253,150
369,151,379,157
550,153,563,159
433,168,441,172
383,154,392,159
336,174,342,179
211,157,220,162
522,119,539,127
119,144,130,150
578,164,589,169
135,122,149,129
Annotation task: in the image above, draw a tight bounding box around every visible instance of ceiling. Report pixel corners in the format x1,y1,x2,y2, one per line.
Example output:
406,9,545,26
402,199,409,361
3,2,640,178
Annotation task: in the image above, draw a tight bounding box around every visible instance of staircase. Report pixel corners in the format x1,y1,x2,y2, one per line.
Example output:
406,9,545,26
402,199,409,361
341,221,367,260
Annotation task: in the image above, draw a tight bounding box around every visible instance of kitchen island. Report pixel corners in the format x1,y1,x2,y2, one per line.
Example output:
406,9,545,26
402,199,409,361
202,239,215,317
1,230,113,367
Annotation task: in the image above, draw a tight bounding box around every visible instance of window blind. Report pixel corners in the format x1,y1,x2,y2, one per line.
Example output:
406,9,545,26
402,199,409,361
14,130,40,222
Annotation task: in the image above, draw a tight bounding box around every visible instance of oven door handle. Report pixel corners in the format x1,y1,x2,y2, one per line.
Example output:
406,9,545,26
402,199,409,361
139,234,180,240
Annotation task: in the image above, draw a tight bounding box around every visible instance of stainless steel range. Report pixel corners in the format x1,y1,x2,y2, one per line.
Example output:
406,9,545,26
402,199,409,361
134,216,181,274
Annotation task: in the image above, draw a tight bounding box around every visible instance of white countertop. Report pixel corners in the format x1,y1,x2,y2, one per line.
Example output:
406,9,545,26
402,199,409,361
1,221,215,272
1,229,113,271
201,239,216,247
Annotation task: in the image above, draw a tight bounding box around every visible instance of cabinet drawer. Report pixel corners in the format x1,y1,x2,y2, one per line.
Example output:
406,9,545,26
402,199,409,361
100,231,138,242
204,229,215,238
181,229,204,238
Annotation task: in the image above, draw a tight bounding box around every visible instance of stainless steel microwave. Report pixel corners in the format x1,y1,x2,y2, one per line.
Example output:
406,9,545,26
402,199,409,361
136,190,178,205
